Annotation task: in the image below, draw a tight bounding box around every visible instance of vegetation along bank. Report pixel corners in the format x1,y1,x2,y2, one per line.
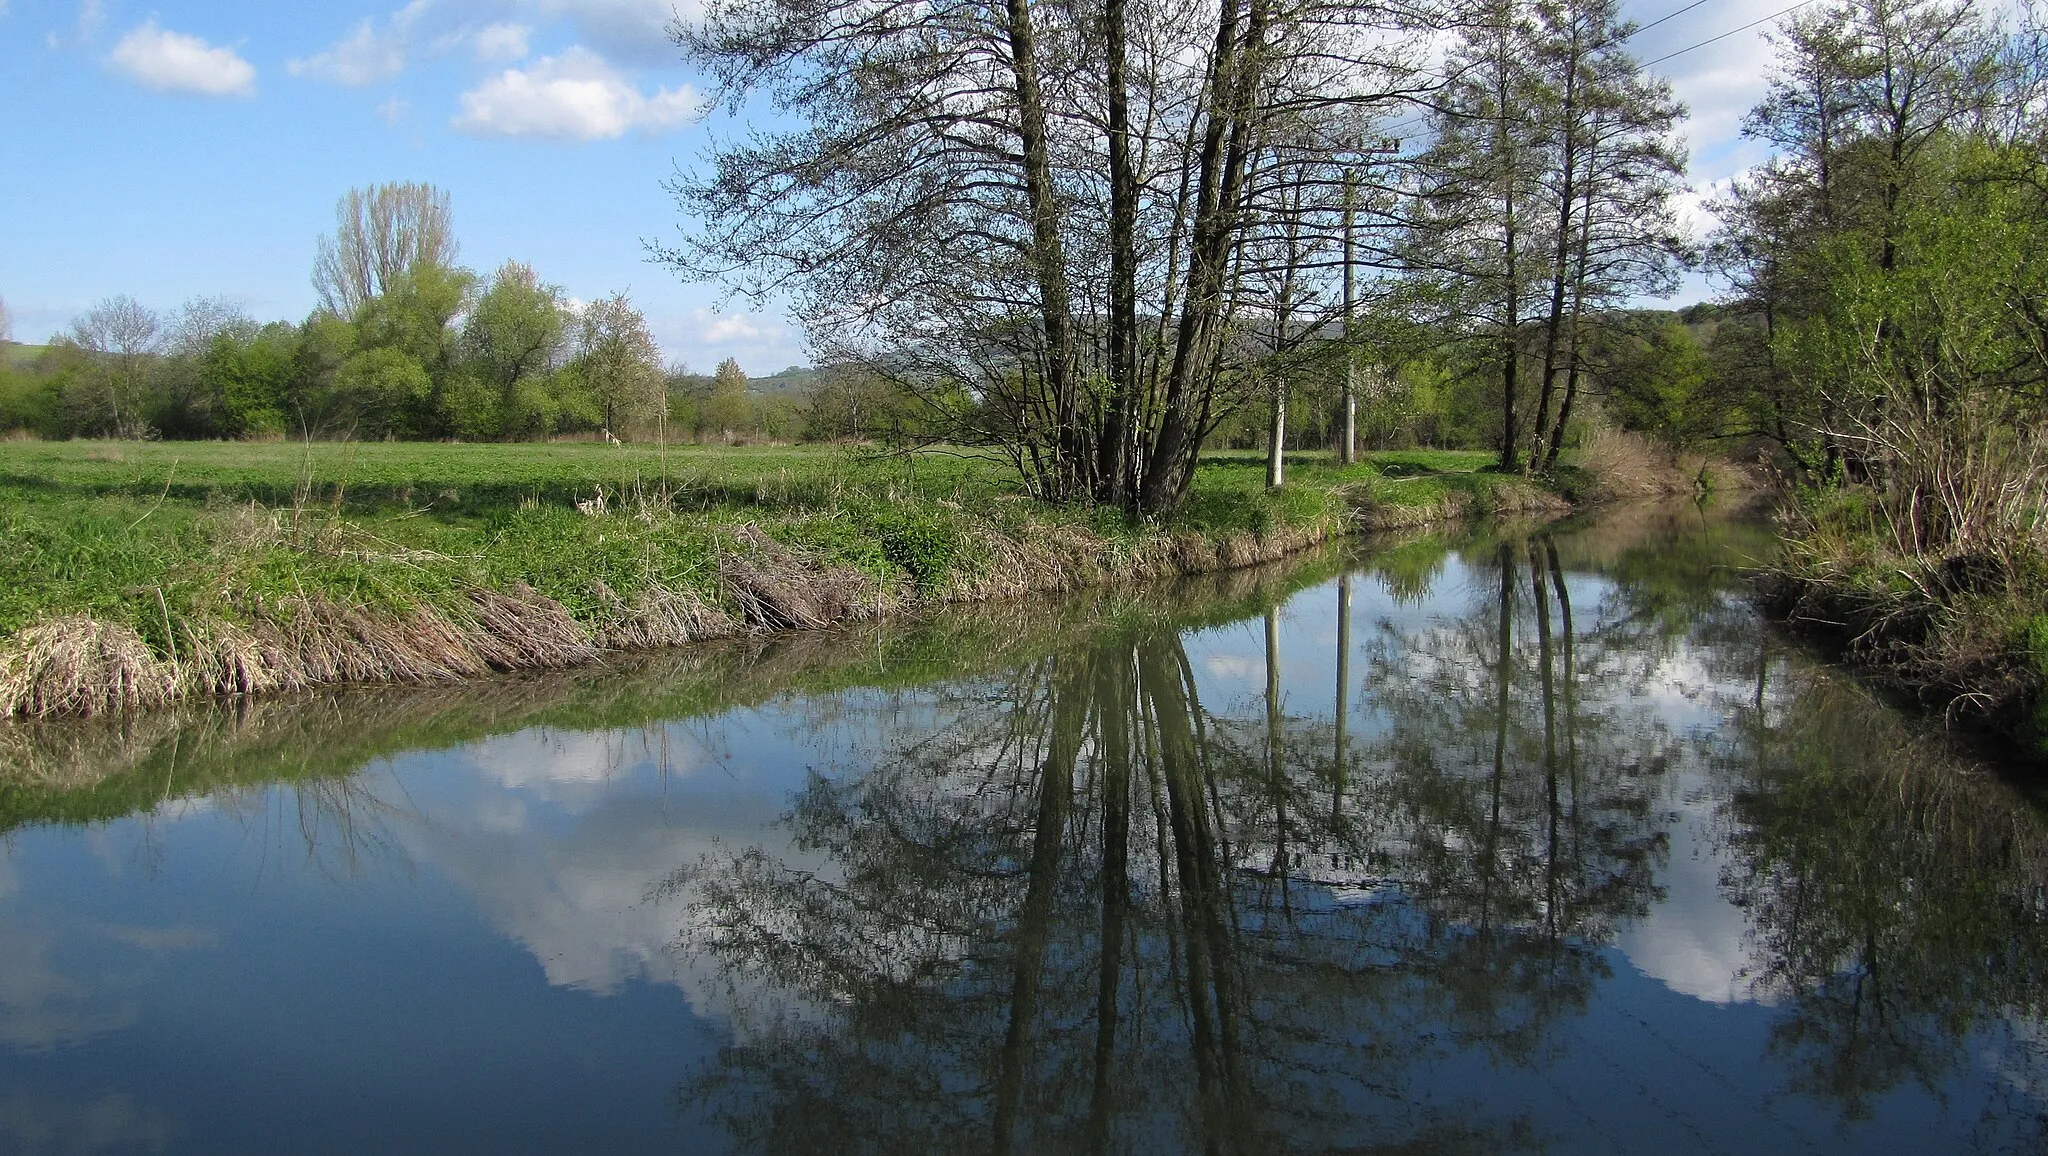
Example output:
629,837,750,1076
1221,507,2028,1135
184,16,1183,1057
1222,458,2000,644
0,441,1600,721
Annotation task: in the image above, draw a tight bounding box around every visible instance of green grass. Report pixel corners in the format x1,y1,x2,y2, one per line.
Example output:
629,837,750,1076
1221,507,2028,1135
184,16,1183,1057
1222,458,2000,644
0,439,1556,713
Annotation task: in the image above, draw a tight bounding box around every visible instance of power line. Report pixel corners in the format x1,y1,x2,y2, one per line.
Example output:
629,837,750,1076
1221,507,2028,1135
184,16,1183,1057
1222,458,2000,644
1373,0,1779,143
1642,0,1819,67
1630,0,1719,38
1375,0,1815,145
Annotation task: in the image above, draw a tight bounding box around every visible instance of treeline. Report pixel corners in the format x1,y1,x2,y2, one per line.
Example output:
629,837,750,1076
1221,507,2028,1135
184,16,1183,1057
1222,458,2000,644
0,182,923,445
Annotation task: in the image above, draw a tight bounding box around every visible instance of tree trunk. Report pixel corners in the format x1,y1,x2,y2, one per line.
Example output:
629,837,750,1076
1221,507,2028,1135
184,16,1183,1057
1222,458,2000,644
1141,0,1269,515
1097,0,1140,507
1000,0,1080,499
1341,174,1357,465
1530,25,1582,473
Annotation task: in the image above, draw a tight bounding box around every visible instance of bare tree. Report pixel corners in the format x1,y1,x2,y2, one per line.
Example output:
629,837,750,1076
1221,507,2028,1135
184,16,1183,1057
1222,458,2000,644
69,295,163,437
313,182,459,319
662,0,1437,513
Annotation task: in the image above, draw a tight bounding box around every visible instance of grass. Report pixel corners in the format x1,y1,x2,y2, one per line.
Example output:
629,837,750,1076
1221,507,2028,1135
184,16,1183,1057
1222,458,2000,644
0,439,1564,719
0,549,1365,831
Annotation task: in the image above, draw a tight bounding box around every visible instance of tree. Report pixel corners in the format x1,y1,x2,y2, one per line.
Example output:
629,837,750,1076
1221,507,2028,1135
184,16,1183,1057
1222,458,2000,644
1406,0,1549,473
313,182,459,320
459,261,570,438
351,262,475,437
148,296,260,436
572,292,664,438
0,296,13,345
703,356,751,440
1705,0,2013,477
67,295,162,437
663,0,1435,513
1405,0,1685,474
1524,0,1687,471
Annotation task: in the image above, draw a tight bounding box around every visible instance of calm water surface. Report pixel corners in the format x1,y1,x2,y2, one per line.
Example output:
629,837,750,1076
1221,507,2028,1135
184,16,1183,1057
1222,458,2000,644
2,505,2045,1154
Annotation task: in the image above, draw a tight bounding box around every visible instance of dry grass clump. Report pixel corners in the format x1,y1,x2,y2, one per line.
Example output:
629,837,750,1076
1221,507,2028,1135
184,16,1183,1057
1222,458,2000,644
586,582,739,649
1575,426,1706,500
0,617,176,720
719,528,883,631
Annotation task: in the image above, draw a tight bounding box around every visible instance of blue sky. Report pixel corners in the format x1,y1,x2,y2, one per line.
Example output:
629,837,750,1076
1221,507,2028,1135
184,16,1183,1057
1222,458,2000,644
0,0,1792,369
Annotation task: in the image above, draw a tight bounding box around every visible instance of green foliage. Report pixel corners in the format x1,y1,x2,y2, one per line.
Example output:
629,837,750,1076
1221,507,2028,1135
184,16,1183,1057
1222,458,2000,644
873,508,960,591
1595,318,1713,448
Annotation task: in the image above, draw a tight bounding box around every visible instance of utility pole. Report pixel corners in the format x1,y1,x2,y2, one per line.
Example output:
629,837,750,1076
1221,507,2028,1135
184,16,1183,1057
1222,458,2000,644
1340,141,1400,467
1341,172,1357,466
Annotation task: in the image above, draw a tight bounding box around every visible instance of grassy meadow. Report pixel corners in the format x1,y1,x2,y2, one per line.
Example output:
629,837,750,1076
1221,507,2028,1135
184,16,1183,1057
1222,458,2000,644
0,438,1558,719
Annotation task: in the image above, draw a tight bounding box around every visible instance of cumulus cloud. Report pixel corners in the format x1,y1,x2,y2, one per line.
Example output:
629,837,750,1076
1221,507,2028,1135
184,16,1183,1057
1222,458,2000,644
1635,0,1794,182
474,21,531,62
453,47,699,140
287,0,429,86
376,96,411,124
694,309,769,344
107,21,257,97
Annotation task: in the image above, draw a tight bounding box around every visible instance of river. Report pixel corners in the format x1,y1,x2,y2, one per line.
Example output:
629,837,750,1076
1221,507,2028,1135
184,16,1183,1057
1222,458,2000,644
0,503,2043,1154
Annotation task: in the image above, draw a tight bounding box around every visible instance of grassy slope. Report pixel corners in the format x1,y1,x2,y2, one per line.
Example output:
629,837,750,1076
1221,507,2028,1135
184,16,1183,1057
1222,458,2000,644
0,440,1561,717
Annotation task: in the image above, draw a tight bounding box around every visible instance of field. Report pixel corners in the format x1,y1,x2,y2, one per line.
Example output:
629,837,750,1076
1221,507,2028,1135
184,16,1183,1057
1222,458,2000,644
0,439,1556,718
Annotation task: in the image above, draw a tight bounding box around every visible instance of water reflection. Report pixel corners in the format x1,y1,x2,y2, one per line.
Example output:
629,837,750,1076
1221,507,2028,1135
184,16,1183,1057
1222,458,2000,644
0,505,2043,1153
666,510,2048,1154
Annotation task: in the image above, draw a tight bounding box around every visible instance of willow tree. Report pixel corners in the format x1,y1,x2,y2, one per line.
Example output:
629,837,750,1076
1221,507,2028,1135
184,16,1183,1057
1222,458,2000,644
658,0,1435,513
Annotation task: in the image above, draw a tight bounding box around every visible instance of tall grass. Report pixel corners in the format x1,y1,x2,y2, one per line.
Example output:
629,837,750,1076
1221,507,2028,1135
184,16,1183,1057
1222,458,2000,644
1771,389,2048,729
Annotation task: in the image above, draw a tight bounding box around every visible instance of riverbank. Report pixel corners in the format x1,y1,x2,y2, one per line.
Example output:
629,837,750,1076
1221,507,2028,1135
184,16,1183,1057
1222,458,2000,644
0,441,1568,720
1759,485,2048,755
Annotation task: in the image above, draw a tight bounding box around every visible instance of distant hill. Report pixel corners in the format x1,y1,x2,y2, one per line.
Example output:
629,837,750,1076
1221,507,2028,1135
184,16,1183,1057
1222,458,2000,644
2,343,51,371
668,364,820,397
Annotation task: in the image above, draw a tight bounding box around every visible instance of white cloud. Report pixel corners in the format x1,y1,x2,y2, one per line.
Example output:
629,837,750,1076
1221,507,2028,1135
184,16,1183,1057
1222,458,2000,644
694,309,768,344
289,20,405,85
474,21,532,62
107,21,257,98
1673,177,1733,243
287,0,430,86
376,96,411,124
453,47,699,140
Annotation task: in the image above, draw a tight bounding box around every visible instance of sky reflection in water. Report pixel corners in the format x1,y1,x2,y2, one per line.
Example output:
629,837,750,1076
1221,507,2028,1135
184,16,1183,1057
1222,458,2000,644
1,504,2044,1154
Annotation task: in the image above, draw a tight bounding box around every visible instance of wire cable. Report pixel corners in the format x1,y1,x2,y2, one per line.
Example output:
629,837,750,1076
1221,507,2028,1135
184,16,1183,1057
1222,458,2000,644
1642,0,1819,67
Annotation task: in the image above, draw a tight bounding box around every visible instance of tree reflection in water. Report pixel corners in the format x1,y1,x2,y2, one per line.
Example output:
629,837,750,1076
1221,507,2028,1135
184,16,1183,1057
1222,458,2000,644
670,529,1689,1154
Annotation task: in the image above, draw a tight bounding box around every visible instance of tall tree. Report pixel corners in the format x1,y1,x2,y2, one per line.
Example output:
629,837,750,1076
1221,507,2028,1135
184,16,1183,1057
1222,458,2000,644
1706,0,2012,476
1407,0,1548,473
573,293,665,438
662,0,1434,513
704,356,752,439
1528,0,1687,470
461,261,570,437
313,182,460,320
67,295,162,438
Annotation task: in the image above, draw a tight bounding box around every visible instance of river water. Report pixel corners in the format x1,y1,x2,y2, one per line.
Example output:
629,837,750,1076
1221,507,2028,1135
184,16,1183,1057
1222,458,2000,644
0,504,2044,1155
